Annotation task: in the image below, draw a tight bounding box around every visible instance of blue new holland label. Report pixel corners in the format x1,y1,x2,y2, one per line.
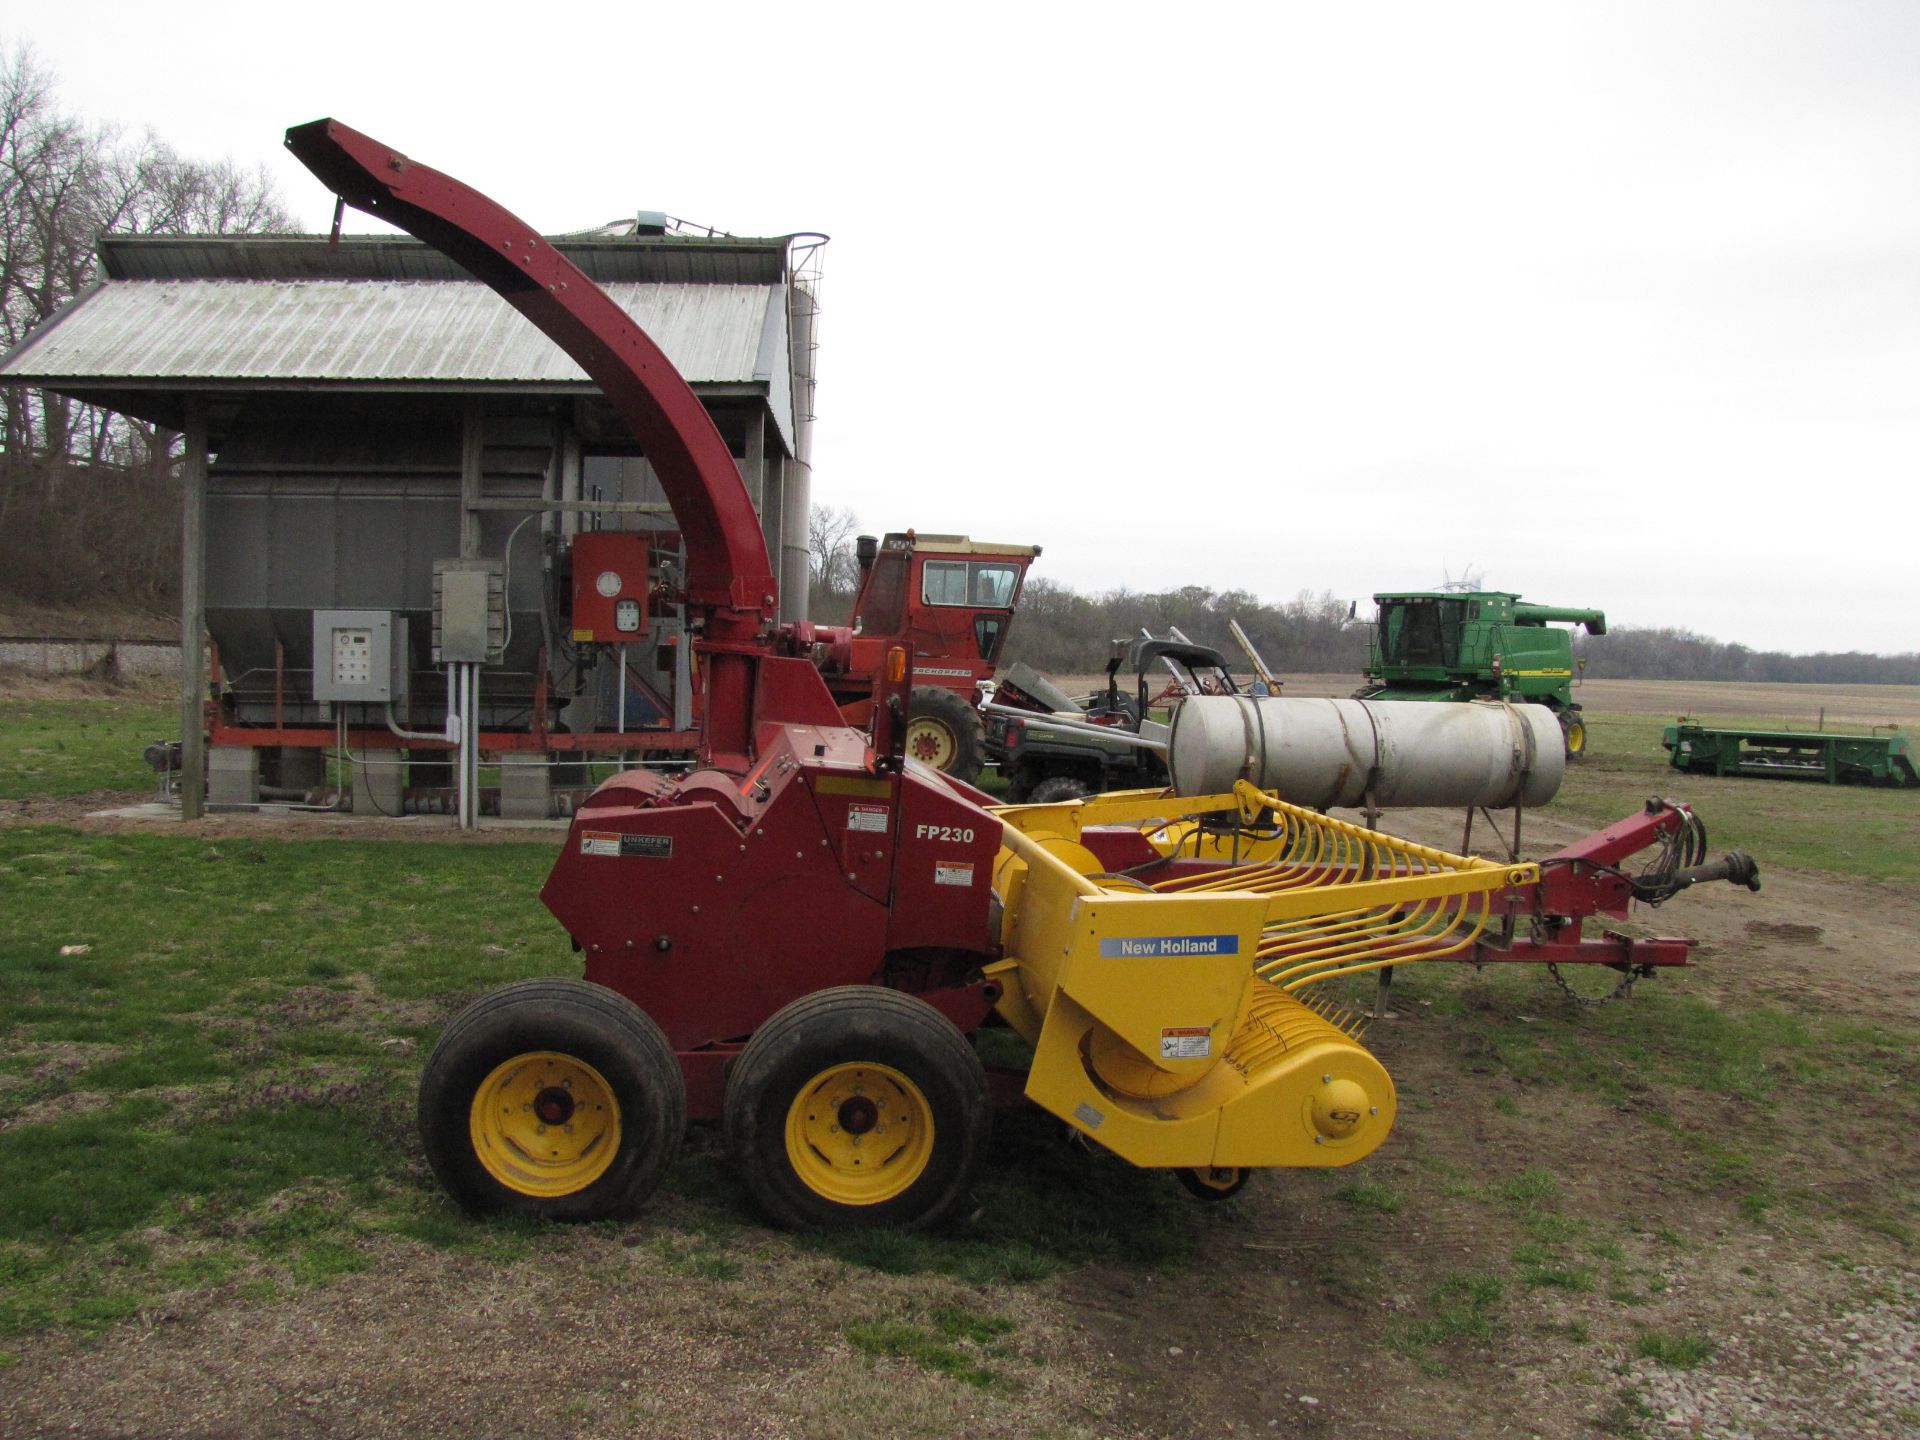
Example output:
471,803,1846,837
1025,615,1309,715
1098,934,1240,959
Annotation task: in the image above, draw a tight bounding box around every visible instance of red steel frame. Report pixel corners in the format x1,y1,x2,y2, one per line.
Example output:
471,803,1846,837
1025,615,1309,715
205,644,702,756
1466,804,1701,969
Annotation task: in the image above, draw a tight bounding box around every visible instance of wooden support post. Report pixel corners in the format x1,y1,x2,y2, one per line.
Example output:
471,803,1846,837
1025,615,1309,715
179,400,208,820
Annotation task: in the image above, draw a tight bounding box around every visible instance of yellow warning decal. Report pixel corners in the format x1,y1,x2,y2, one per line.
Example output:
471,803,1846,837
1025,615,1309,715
815,776,891,798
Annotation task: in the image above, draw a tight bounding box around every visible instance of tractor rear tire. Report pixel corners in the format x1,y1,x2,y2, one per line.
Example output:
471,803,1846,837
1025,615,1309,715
1560,710,1589,762
1027,775,1093,804
905,686,986,785
418,978,685,1222
724,985,990,1231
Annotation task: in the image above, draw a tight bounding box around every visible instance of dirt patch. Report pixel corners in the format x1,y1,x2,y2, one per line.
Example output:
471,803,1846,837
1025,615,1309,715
1378,802,1920,1028
1746,920,1825,944
0,1220,1114,1440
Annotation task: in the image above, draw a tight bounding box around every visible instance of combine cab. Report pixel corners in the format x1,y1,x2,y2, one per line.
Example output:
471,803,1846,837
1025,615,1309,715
1356,591,1606,757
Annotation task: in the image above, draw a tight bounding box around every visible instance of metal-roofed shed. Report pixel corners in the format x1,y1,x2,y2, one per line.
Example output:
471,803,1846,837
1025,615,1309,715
0,223,824,820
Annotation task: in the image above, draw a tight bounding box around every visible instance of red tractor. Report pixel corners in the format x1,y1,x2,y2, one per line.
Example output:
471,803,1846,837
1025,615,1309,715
811,531,1040,784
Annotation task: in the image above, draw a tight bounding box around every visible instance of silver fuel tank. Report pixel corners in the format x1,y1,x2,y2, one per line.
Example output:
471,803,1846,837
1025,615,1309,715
1167,696,1564,810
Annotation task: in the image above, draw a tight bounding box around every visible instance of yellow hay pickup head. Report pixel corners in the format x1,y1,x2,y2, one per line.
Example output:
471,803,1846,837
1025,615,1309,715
989,784,1536,1175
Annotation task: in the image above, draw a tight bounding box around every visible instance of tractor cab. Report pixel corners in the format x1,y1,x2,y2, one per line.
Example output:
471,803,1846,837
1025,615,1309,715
849,532,1039,689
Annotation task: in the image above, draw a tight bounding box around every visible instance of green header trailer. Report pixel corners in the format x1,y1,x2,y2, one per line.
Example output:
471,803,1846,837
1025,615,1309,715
1662,722,1915,787
1356,592,1606,758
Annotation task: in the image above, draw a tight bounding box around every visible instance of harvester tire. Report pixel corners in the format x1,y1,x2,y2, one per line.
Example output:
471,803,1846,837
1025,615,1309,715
1027,775,1092,804
1560,710,1588,762
418,978,685,1222
724,985,990,1231
904,686,986,785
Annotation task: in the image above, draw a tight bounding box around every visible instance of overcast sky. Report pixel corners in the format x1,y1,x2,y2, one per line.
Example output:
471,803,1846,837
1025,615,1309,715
6,1,1917,654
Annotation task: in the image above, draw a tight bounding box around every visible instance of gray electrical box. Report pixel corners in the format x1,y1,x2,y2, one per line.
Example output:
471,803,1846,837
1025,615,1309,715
312,610,410,704
433,559,506,664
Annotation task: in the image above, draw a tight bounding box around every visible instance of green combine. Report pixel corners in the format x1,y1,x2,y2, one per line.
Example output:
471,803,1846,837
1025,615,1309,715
1354,592,1605,758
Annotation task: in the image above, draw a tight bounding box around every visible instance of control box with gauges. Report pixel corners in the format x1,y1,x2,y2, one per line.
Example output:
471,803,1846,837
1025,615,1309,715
570,532,651,643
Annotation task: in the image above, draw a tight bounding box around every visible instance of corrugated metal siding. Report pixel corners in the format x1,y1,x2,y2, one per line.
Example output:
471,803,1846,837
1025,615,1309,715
0,279,780,385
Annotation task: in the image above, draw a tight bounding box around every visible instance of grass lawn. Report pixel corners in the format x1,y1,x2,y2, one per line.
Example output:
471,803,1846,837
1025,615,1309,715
1552,712,1919,885
0,697,176,800
0,821,1210,1342
0,684,1913,1437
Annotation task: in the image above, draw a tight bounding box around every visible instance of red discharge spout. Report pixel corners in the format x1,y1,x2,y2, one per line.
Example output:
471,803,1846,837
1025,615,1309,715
283,119,779,764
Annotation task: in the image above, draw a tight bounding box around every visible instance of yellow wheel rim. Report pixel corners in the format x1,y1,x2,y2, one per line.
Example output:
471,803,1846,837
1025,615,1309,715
469,1050,621,1197
1566,721,1587,754
784,1062,934,1206
905,716,957,770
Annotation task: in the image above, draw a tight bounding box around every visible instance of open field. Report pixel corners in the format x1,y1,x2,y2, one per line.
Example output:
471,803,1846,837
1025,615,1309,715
0,675,1914,1438
1088,671,1920,730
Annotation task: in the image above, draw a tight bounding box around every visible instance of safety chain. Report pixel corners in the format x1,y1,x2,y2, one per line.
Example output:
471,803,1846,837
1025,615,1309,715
1546,960,1653,1007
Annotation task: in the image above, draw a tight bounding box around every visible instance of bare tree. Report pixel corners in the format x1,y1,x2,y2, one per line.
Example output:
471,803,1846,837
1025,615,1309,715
808,503,862,600
0,41,296,605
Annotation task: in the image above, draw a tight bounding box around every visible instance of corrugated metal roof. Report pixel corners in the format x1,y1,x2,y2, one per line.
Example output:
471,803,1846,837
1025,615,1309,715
1,279,784,386
99,234,792,285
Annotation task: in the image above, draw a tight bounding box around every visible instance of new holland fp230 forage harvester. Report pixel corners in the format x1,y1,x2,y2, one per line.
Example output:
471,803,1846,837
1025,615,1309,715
285,120,1760,1229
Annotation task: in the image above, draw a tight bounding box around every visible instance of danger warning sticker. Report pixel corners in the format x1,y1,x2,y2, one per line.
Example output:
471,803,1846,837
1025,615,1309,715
847,804,889,834
934,862,975,887
1160,1026,1213,1060
579,830,673,858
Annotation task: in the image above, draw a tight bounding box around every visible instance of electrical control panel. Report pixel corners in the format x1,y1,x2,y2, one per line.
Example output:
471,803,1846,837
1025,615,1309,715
311,610,410,704
570,532,651,643
433,558,506,664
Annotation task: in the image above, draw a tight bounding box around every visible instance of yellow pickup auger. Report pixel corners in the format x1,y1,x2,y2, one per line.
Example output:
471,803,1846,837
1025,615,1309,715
988,783,1535,1196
